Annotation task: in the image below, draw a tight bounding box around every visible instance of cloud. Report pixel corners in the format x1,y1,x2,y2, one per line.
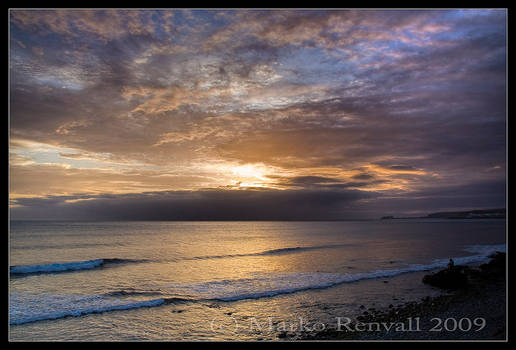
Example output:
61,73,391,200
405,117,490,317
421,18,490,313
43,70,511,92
10,188,377,221
361,178,506,216
9,9,506,219
10,175,505,220
351,173,374,180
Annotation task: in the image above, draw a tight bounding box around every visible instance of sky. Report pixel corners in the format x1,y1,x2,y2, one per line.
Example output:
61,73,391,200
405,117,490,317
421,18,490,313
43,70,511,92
9,9,506,220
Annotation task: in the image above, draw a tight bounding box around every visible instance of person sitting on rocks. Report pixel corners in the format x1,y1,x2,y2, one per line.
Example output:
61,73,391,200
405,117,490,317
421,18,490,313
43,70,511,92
447,258,455,269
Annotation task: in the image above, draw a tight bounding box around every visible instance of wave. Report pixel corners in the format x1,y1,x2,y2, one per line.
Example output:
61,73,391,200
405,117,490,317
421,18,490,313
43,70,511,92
171,244,507,302
10,298,164,325
10,258,146,276
185,244,347,261
10,244,505,325
463,244,506,255
9,293,192,325
103,289,164,297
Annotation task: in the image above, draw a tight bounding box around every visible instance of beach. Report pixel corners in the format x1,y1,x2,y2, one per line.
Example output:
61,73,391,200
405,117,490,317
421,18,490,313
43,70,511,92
297,253,506,340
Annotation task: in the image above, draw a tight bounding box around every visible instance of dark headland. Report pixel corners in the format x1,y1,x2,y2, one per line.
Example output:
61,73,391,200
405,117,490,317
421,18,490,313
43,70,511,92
381,208,506,220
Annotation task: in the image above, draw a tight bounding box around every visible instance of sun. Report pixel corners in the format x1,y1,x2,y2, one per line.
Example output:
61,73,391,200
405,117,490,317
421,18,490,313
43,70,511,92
230,164,268,181
202,162,286,189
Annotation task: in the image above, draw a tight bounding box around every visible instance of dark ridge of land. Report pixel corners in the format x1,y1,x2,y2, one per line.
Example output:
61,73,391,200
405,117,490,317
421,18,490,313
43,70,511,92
293,252,506,341
380,208,506,220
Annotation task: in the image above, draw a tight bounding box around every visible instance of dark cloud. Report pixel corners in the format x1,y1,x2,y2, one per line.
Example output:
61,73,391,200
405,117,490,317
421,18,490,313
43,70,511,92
287,176,341,185
11,176,505,220
11,189,376,221
273,175,388,191
388,165,416,171
361,179,506,217
351,173,375,180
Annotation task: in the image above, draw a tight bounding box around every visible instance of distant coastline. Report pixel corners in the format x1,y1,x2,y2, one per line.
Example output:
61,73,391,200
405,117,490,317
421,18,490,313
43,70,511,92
381,208,506,220
10,208,507,223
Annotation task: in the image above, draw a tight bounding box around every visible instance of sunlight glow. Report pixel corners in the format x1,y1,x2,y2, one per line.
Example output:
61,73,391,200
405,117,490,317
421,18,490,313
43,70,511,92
230,164,268,181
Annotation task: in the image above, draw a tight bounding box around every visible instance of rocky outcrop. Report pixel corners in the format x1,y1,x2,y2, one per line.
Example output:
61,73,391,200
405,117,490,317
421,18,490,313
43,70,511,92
422,252,506,290
422,265,471,290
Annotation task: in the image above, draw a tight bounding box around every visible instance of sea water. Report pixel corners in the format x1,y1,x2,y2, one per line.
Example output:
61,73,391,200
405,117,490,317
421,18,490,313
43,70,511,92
9,220,506,340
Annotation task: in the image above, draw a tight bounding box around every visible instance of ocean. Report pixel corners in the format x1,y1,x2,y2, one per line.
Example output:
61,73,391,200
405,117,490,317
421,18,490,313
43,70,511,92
9,220,506,341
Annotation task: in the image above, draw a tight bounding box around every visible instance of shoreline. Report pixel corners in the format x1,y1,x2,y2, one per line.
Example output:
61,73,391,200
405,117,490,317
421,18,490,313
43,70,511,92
294,253,506,341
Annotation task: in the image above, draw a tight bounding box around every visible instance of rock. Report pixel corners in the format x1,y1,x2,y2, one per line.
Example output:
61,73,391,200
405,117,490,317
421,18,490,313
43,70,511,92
422,265,470,290
422,253,505,291
479,252,505,280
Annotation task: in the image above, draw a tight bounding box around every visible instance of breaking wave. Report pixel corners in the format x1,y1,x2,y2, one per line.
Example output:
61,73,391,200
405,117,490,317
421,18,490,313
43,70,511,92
170,244,506,302
10,244,505,325
9,295,191,325
185,244,348,260
10,258,146,276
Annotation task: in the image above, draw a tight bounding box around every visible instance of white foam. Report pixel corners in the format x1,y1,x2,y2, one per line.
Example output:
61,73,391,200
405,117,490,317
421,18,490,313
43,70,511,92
463,244,506,255
9,293,164,325
168,244,506,302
